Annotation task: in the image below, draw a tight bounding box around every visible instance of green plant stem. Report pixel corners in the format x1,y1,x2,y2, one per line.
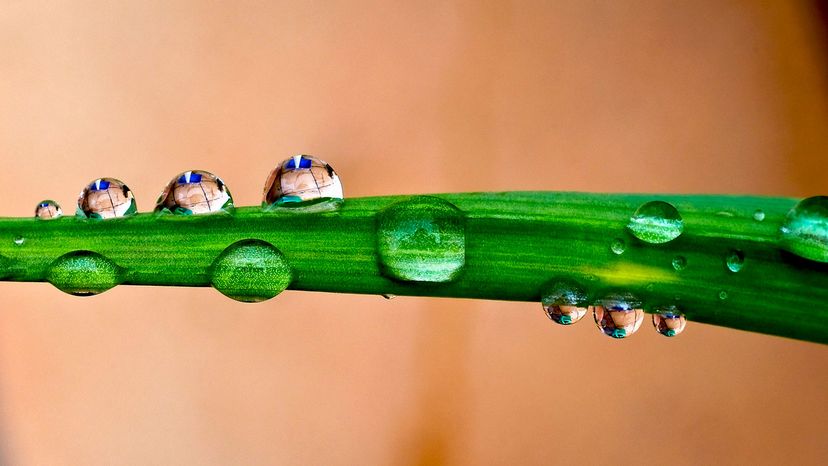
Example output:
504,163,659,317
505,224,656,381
0,192,826,344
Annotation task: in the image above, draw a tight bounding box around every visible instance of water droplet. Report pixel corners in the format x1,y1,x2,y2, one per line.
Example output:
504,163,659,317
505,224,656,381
12,236,24,246
155,170,233,215
210,239,293,302
719,290,728,300
780,196,828,262
672,256,687,271
652,308,687,337
382,294,397,300
610,238,626,255
726,249,744,272
77,178,137,219
591,294,644,339
35,200,63,220
541,281,588,325
627,200,684,244
263,155,343,207
376,196,465,283
47,251,122,296
753,210,765,222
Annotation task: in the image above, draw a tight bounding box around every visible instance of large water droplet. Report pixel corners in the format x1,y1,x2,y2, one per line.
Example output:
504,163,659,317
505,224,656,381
653,308,687,337
726,249,744,273
610,238,626,255
77,178,137,219
263,155,343,207
627,200,684,244
376,196,466,283
156,170,233,215
210,240,293,302
591,294,644,339
541,281,588,325
35,200,63,220
780,196,828,262
47,251,122,296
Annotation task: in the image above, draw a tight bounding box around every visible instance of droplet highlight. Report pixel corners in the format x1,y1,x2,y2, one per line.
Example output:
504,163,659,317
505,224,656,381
726,249,744,273
591,294,644,339
780,196,828,263
77,178,137,219
610,238,626,255
263,155,343,207
12,236,24,246
376,196,466,283
653,308,687,337
47,251,122,296
35,200,63,220
753,210,765,222
155,170,233,215
672,256,687,271
541,281,588,325
210,239,293,302
627,200,684,244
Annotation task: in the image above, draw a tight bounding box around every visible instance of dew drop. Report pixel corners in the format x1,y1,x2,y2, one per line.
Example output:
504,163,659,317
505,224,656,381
652,308,687,337
263,155,343,207
155,170,233,215
210,239,293,302
672,256,687,271
779,196,828,262
610,238,626,255
35,200,63,220
376,196,465,283
12,236,24,246
541,281,588,325
627,200,684,244
719,290,728,300
77,178,137,219
591,294,644,339
47,251,122,296
753,210,765,222
726,249,744,273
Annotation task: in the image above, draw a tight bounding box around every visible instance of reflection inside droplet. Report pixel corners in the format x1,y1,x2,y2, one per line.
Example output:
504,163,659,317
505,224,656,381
35,200,63,220
653,308,687,337
591,294,644,339
77,178,137,219
263,155,343,206
541,280,588,325
156,170,233,215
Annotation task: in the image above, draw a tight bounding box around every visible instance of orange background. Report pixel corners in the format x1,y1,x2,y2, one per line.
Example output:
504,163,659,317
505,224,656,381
1,1,827,464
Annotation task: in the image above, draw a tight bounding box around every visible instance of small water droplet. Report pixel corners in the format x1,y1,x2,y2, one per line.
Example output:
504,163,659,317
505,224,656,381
779,196,828,262
156,170,233,215
653,308,687,337
541,281,588,325
753,210,765,222
263,155,343,207
12,236,24,246
35,200,63,220
591,294,644,339
672,256,687,271
47,251,122,296
77,178,137,219
627,200,684,244
726,249,744,273
376,196,465,283
382,294,397,300
610,238,626,255
719,290,728,300
210,240,293,302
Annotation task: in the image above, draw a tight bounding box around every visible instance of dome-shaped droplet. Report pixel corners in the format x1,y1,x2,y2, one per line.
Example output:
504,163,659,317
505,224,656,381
210,239,293,302
753,210,765,222
780,196,828,262
672,255,687,271
263,155,343,206
47,251,122,296
35,200,63,220
541,281,588,325
77,178,137,219
652,308,687,337
155,170,233,215
627,200,684,244
726,249,744,273
610,238,626,255
591,294,644,339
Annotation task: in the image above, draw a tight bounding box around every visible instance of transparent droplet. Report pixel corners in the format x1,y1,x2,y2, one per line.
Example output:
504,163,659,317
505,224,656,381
627,200,684,244
718,290,728,300
47,251,122,296
610,238,626,255
77,178,137,219
210,239,293,302
780,196,828,262
672,256,687,271
382,294,397,300
155,170,233,215
263,155,343,206
591,294,644,339
753,210,765,222
35,200,63,220
726,249,744,273
12,236,24,246
652,308,687,337
376,196,465,283
541,281,588,325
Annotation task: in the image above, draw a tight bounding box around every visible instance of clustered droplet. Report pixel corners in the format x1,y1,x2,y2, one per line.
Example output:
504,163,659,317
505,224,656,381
591,294,645,339
652,308,687,337
35,200,62,220
77,178,137,219
541,281,588,325
263,155,343,206
155,170,233,215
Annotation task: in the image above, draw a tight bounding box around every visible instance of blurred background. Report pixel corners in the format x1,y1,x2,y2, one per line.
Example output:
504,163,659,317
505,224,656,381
1,1,827,464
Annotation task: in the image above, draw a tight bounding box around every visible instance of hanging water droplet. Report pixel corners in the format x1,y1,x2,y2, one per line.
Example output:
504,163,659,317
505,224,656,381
718,290,729,300
627,200,684,244
47,251,122,296
726,249,744,273
779,196,828,262
591,294,644,339
210,239,293,302
652,308,687,337
382,293,397,300
263,155,343,207
155,170,233,215
12,236,24,246
77,178,137,219
672,256,687,271
753,210,765,222
541,280,588,325
376,196,466,283
610,238,626,255
35,200,63,220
